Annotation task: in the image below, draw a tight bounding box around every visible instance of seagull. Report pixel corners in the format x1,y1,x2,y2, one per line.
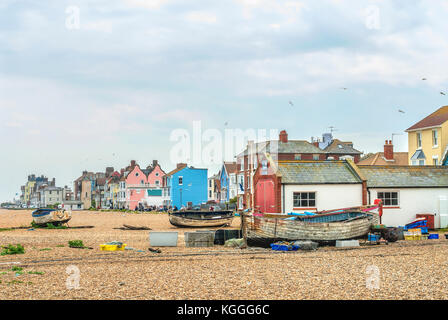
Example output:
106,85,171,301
398,109,405,114
289,101,294,106
341,87,348,90
441,92,446,96
224,121,228,126
422,78,427,80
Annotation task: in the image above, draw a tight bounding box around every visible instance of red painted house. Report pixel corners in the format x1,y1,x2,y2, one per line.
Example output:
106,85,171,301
253,155,368,213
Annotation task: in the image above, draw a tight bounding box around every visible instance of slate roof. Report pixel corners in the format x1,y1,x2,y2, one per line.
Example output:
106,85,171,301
406,105,448,131
324,139,362,155
277,161,363,184
224,162,238,174
358,165,448,188
238,140,324,157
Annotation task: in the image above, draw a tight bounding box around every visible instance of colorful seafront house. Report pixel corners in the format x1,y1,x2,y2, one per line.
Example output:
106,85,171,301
124,160,168,210
252,155,366,213
406,105,448,166
219,162,239,203
163,163,208,209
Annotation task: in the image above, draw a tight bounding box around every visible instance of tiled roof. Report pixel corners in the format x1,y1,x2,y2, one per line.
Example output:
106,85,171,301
406,106,448,131
357,152,409,166
277,161,363,184
164,164,188,177
358,165,448,188
224,162,238,174
324,139,362,155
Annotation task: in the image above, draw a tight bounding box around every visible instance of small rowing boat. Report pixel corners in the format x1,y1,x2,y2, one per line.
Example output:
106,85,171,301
169,211,234,228
242,205,381,247
32,208,72,226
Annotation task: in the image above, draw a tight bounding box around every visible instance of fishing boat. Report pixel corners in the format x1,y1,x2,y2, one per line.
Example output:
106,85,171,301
169,210,234,228
32,208,72,226
242,204,381,247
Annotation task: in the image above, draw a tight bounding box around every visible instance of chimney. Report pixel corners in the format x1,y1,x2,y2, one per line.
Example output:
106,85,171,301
131,160,136,167
153,160,158,168
384,140,394,160
312,142,319,148
177,163,187,169
279,130,288,143
120,169,125,175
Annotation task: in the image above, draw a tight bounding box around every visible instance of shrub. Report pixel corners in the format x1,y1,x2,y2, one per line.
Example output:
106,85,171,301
1,244,25,255
68,240,85,248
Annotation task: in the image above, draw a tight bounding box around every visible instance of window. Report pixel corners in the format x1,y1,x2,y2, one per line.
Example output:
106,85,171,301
293,192,316,208
313,154,319,161
209,190,212,197
294,154,301,160
419,159,425,166
377,192,399,206
433,130,438,147
178,176,183,185
209,180,212,187
240,159,244,171
433,157,438,166
417,132,422,149
155,180,160,185
136,172,139,177
155,173,159,177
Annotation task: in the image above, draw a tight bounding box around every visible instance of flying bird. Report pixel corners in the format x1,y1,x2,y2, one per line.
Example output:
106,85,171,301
422,78,427,81
224,121,228,126
289,101,294,106
341,87,348,90
441,92,446,96
398,109,405,114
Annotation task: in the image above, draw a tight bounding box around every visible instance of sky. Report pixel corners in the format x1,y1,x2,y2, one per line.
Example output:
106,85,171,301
1,0,448,202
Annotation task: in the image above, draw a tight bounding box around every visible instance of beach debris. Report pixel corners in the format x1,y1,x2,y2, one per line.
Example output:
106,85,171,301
148,247,161,253
270,241,299,251
100,241,126,251
292,240,319,251
114,224,152,230
224,238,245,248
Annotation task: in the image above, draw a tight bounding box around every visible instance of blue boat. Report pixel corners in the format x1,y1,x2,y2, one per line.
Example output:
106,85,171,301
32,208,71,226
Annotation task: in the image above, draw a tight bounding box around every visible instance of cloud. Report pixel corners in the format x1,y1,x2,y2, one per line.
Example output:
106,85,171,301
185,11,218,24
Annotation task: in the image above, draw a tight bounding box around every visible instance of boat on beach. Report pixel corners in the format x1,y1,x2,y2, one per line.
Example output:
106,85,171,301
242,204,381,247
31,208,72,226
169,210,234,228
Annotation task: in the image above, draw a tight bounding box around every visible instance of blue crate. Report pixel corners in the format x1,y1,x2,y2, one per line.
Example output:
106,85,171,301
428,234,439,240
368,234,380,242
270,243,299,251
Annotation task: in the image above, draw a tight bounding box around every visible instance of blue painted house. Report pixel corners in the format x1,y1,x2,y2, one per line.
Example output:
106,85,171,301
219,162,238,203
164,163,208,208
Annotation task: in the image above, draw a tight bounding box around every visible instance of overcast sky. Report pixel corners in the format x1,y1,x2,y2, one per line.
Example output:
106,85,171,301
1,0,448,202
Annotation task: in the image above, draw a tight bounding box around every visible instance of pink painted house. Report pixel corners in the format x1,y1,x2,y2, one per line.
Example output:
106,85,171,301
125,160,167,210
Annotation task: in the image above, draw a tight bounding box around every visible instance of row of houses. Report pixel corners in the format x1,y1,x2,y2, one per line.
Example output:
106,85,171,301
72,160,208,211
19,175,73,208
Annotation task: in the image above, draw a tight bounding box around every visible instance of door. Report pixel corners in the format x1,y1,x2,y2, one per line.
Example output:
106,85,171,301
255,180,275,213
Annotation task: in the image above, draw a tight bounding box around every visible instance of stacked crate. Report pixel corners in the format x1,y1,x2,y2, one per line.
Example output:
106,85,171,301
404,228,422,241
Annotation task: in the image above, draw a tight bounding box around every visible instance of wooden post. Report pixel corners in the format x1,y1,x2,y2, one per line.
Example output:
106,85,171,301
241,212,247,246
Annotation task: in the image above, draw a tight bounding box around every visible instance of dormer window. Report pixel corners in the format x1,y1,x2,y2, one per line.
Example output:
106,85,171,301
135,172,139,177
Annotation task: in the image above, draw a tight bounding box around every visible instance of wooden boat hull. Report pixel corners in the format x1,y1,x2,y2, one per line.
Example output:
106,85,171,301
243,211,379,246
32,209,72,226
169,211,234,228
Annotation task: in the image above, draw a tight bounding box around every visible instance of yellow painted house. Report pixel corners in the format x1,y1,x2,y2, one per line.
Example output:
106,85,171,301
24,180,36,204
406,106,448,166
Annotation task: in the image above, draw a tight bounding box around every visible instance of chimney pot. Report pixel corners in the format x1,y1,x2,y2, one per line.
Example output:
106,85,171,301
384,140,394,160
279,130,288,143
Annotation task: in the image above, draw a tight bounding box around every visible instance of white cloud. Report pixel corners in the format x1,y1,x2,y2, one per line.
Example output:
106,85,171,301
185,11,218,24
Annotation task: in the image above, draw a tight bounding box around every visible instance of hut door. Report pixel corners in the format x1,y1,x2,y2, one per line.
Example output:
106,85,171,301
256,180,275,213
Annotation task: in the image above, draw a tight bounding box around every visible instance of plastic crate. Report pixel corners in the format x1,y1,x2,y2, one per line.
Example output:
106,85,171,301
100,244,127,251
368,234,380,242
428,234,439,240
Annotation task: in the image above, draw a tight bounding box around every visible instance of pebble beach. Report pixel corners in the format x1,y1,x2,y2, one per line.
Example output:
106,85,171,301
1,209,448,300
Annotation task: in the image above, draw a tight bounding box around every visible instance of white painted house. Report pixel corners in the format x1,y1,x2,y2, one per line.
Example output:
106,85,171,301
359,166,448,228
253,158,365,213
